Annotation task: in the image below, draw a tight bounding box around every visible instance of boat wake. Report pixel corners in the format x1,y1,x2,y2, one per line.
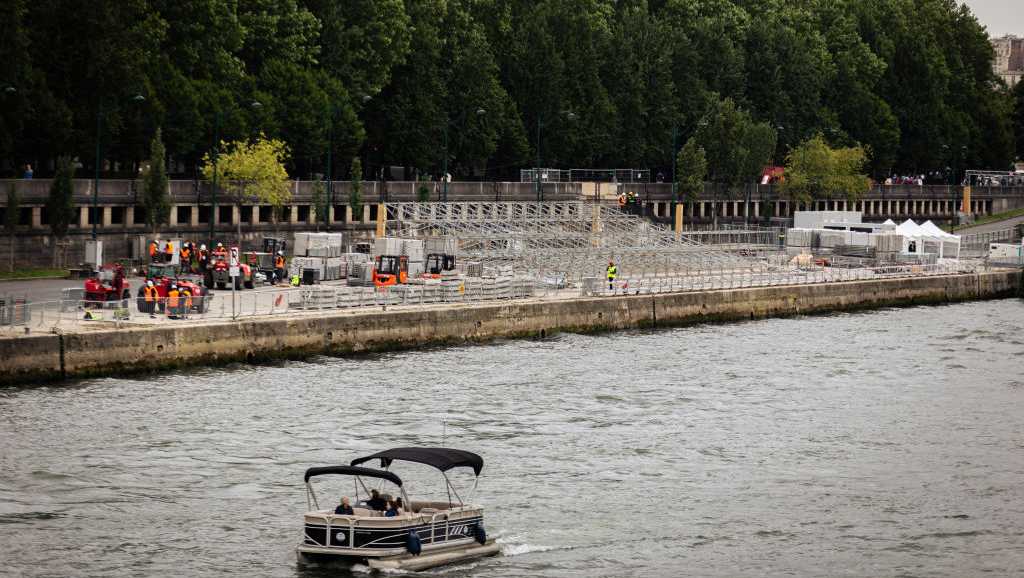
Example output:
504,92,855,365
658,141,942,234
496,534,573,557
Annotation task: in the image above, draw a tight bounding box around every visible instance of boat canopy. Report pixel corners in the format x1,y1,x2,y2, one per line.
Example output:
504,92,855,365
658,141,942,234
351,447,484,476
304,465,403,486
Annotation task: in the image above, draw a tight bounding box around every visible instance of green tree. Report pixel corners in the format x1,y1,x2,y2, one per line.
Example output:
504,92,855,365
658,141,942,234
694,97,776,191
46,157,76,267
782,135,871,204
4,185,19,272
141,128,171,235
675,137,706,226
349,157,363,218
417,176,431,203
311,179,327,231
201,136,291,238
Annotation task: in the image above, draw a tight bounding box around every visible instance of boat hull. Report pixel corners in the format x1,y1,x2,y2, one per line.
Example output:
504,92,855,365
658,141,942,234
296,538,499,571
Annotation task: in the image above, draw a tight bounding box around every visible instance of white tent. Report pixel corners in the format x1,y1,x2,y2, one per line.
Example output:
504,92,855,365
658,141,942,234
894,219,960,259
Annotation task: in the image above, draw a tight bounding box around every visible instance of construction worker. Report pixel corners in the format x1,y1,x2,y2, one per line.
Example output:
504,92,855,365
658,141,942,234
143,279,158,318
618,193,626,208
290,273,301,287
198,244,209,272
148,240,158,263
167,284,180,319
181,288,193,319
164,240,175,264
606,261,617,292
180,243,191,271
274,251,286,285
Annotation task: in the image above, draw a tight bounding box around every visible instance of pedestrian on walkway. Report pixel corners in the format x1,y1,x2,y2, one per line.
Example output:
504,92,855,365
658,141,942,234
606,261,617,292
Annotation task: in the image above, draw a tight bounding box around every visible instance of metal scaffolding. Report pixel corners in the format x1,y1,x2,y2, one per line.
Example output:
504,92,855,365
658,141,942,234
387,201,768,283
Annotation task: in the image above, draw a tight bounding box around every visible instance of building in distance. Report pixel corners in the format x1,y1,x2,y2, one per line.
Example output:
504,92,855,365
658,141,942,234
992,35,1023,87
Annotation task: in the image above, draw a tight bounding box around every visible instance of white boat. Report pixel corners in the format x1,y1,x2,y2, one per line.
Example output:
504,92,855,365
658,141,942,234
296,447,500,571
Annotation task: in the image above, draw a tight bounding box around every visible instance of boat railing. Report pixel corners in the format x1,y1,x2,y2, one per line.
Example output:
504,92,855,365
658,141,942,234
429,511,449,544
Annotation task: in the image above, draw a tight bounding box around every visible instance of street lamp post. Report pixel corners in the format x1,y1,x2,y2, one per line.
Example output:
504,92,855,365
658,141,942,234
3,86,16,176
442,108,486,203
209,100,261,245
93,94,145,240
535,110,576,202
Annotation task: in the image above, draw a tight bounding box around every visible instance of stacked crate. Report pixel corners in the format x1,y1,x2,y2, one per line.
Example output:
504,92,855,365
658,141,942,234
403,239,425,278
347,262,375,286
292,233,345,281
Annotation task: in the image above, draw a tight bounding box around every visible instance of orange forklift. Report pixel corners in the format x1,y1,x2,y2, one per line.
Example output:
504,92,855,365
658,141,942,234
373,255,408,287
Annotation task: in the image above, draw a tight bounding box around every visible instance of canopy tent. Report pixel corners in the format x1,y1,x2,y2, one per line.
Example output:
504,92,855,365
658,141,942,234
896,219,960,259
351,447,484,477
304,465,403,486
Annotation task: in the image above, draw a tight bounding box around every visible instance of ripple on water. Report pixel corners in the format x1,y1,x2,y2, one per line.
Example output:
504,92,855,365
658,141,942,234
1,300,1024,577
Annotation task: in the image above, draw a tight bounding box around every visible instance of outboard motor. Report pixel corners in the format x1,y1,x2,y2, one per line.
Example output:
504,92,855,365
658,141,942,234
474,523,487,545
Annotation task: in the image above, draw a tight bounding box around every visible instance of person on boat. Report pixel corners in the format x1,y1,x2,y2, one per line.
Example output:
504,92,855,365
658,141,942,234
384,501,398,517
395,497,405,513
334,496,354,515
366,489,386,511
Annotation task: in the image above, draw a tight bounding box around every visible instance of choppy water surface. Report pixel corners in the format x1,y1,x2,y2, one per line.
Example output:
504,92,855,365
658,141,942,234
3,300,1024,577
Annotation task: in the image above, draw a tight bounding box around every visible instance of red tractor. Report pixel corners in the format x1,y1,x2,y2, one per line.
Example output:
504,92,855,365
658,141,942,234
138,276,212,314
84,265,131,306
209,251,254,290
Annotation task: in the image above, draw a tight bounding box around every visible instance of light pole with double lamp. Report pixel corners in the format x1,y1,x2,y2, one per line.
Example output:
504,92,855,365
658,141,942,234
442,108,487,202
93,94,146,240
208,100,262,245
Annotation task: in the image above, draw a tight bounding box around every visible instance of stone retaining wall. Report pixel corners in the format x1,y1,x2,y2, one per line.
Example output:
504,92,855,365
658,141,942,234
1,271,1019,386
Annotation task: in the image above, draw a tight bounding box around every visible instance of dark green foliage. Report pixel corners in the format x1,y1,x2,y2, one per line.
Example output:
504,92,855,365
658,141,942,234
349,157,363,217
141,128,171,233
0,0,1015,180
1012,81,1024,162
46,157,76,238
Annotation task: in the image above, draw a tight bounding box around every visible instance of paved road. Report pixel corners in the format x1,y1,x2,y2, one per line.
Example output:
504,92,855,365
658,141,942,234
956,214,1024,236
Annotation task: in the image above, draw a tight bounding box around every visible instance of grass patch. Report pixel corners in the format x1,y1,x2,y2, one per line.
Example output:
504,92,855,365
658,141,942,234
953,206,1024,232
0,268,69,280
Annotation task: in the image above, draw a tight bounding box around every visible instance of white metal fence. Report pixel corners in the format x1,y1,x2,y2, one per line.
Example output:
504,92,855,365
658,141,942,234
0,261,990,333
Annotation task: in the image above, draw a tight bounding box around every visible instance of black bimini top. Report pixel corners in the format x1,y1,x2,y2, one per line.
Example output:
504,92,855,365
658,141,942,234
350,447,484,476
304,465,403,487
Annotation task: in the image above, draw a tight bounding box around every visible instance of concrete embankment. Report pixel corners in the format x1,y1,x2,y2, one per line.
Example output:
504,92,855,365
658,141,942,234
2,271,1020,385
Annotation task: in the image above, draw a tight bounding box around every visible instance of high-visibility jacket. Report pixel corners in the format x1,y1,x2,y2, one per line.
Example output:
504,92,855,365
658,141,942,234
167,289,180,309
606,265,617,280
290,275,300,286
165,242,174,256
275,255,285,269
144,286,157,302
149,242,157,257
182,290,193,310
618,195,626,207
181,248,191,262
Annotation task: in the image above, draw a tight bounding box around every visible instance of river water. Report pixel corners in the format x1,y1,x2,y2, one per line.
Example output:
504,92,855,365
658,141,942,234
2,299,1024,577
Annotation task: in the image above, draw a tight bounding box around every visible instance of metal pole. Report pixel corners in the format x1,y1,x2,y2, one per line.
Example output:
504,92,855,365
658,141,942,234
536,114,542,202
210,110,220,245
442,123,448,203
326,105,333,230
93,108,101,240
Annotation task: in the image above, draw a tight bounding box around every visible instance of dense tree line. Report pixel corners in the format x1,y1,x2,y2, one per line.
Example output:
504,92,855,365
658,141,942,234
0,0,1019,184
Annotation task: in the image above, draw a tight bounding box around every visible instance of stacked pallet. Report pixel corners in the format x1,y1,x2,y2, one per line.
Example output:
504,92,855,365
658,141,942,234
294,233,344,257
403,239,425,277
463,261,483,278
440,269,465,299
374,237,404,256
289,286,337,309
785,229,815,248
347,262,375,286
818,230,847,248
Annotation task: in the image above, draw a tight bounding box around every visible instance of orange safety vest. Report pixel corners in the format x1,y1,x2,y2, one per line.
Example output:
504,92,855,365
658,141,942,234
165,243,174,256
149,242,157,257
182,290,193,309
181,248,191,261
144,286,156,302
275,255,285,268
167,289,180,309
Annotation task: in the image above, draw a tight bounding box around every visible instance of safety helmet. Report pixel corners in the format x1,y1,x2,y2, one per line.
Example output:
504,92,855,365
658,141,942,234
200,244,206,250
171,284,177,289
147,280,154,287
217,242,223,248
278,251,283,255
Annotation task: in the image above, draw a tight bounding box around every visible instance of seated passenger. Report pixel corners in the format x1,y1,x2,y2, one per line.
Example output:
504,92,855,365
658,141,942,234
366,489,386,511
384,500,398,517
395,497,405,513
334,496,354,515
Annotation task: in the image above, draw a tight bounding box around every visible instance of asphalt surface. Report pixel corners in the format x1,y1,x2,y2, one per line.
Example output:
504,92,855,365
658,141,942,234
956,214,1024,236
